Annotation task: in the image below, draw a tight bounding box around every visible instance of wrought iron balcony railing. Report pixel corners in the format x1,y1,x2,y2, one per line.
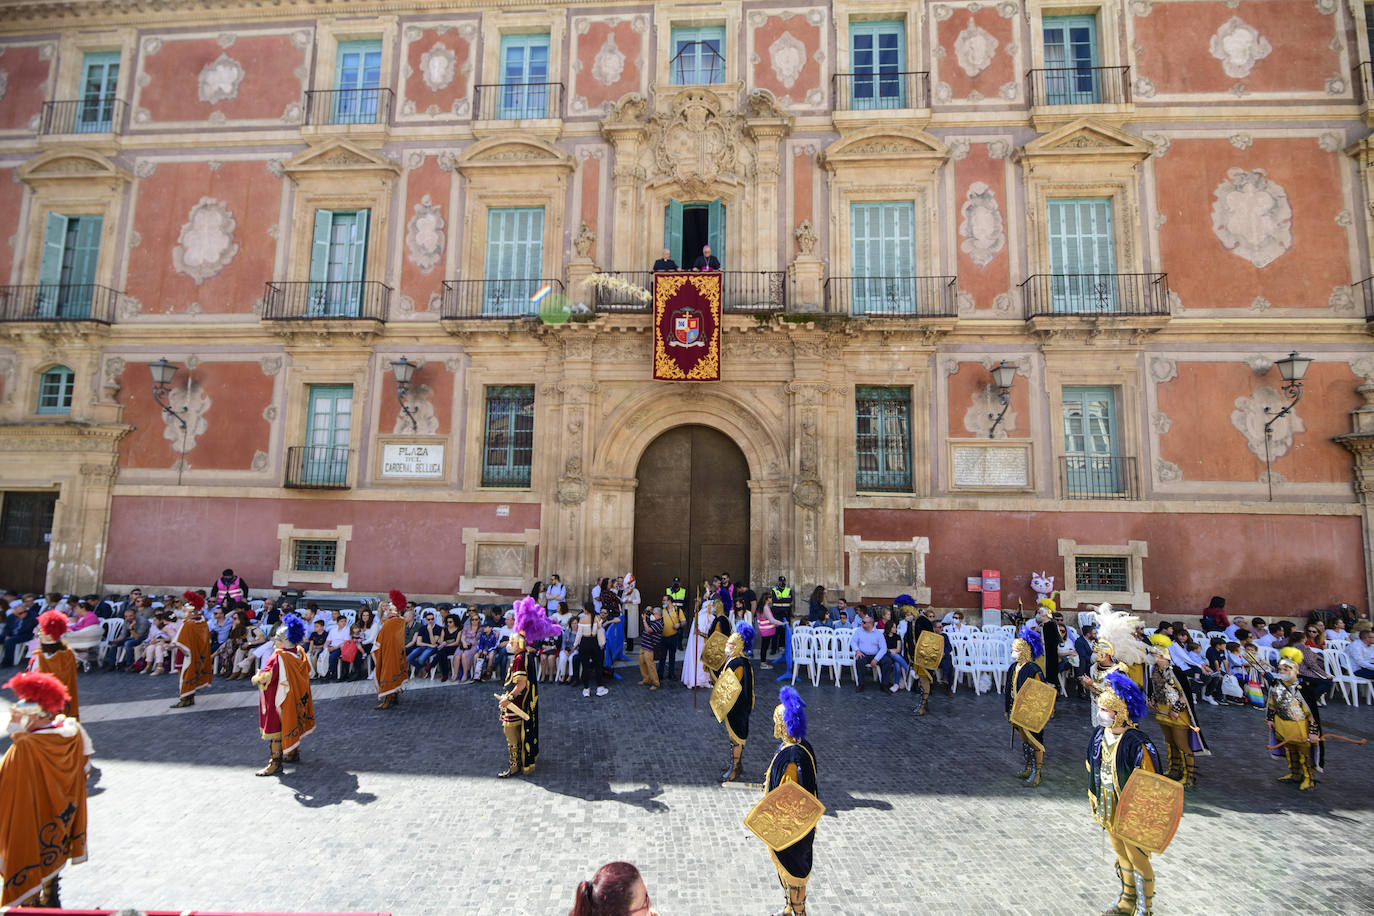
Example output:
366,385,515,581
669,41,726,86
40,98,127,135
442,279,564,320
1020,273,1169,319
473,82,564,120
1059,455,1139,500
832,71,931,111
284,446,351,489
0,284,117,323
586,271,786,314
304,88,394,127
824,276,957,317
1357,276,1374,322
261,281,391,321
1027,66,1131,107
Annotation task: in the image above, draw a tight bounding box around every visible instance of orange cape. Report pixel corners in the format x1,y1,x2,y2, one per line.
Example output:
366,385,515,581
30,647,79,719
172,617,213,697
260,647,316,753
373,617,406,697
0,722,89,905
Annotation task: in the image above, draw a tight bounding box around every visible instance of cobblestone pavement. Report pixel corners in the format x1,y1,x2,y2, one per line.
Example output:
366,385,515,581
20,661,1374,916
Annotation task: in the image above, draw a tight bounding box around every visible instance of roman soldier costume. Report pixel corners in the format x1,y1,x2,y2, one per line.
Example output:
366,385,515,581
497,597,560,778
251,613,315,777
1004,625,1046,787
715,623,755,783
1089,670,1164,916
29,610,79,719
1267,647,1319,792
0,672,92,908
1148,634,1210,788
760,686,818,916
373,590,408,710
171,590,213,708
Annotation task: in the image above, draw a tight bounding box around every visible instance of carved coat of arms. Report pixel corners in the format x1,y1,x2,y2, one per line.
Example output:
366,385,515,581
652,91,741,196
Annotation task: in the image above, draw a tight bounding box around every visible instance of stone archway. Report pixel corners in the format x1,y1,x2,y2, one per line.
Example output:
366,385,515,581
632,425,750,607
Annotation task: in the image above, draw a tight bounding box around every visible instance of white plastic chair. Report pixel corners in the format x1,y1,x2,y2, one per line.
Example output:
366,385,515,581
998,625,1016,638
949,635,974,694
811,629,839,686
981,624,1001,635
1333,650,1374,705
97,617,127,667
790,629,816,685
1077,611,1099,630
1323,648,1361,707
833,629,854,684
1187,629,1206,645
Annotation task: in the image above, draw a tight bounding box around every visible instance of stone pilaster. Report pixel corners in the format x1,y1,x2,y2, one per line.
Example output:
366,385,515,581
1335,381,1374,612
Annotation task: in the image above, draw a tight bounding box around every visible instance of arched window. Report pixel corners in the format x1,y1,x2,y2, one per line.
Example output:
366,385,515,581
37,365,74,415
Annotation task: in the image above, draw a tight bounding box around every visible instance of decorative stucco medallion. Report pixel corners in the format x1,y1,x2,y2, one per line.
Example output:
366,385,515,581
172,198,239,286
164,379,211,455
1209,17,1271,79
954,22,999,78
420,42,456,92
1211,168,1293,268
395,384,439,435
959,181,1005,268
769,31,807,90
591,34,626,86
404,195,445,274
198,54,244,105
1231,385,1304,459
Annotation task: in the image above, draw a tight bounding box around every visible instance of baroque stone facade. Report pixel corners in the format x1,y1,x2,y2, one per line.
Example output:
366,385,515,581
0,0,1370,617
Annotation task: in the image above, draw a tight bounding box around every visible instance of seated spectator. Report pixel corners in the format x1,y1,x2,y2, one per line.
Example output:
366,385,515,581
454,608,481,683
351,607,379,681
216,610,249,677
883,617,911,686
493,610,516,680
406,610,437,677
852,615,897,693
68,600,99,633
138,612,176,675
207,606,232,650
433,613,462,682
235,620,268,678
557,606,581,683
324,613,352,680
105,607,148,669
1346,628,1374,680
476,618,499,681
305,619,328,676
1201,595,1229,632
1,601,37,667
1299,624,1334,705
1257,622,1281,649
1329,617,1348,637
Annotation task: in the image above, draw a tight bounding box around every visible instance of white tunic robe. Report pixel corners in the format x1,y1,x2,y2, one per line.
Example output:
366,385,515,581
681,607,714,688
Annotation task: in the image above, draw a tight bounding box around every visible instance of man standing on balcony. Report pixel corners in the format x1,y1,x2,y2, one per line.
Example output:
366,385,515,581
653,249,678,272
692,244,720,271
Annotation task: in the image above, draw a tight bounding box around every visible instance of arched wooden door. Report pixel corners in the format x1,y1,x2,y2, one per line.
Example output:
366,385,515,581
633,425,750,608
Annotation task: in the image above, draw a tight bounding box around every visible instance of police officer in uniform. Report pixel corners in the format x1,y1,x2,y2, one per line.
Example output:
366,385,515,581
771,576,794,626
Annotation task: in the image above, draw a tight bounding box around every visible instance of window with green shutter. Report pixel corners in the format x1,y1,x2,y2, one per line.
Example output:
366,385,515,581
499,34,551,117
37,366,75,415
307,210,369,316
1046,198,1116,313
334,41,382,124
671,26,725,85
304,385,352,486
1042,15,1100,104
79,52,120,132
850,20,905,108
1062,386,1121,495
37,213,102,319
850,202,915,314
484,207,544,315
856,386,912,492
483,385,535,487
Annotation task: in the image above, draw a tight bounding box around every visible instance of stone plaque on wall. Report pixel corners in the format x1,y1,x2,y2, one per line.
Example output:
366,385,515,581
951,443,1030,488
380,443,444,479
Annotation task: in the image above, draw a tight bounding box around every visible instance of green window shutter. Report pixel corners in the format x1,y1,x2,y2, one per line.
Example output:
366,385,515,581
707,198,725,262
664,200,684,267
309,210,333,285
671,26,725,85
348,209,370,284
1047,198,1115,312
1061,385,1120,494
850,20,905,108
38,213,67,289
849,202,915,313
334,41,382,124
1042,15,1099,104
305,384,353,485
80,52,120,131
484,207,544,314
483,385,535,487
37,366,75,415
69,216,102,287
499,34,551,117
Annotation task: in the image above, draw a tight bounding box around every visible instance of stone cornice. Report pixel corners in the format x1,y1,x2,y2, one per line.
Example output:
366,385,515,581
0,420,132,451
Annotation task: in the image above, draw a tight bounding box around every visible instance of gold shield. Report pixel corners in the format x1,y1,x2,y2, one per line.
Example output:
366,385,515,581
913,631,944,670
710,665,741,723
1111,768,1185,854
744,781,826,852
1010,676,1057,735
700,630,729,674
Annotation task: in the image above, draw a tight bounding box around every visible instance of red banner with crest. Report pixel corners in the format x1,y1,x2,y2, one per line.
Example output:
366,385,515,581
653,272,722,381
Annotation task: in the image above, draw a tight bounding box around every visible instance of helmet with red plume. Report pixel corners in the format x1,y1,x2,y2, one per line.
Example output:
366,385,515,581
4,671,71,715
389,590,408,610
37,609,69,642
182,590,206,613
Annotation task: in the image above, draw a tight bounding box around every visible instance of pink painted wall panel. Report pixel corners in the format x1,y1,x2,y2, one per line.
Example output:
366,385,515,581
399,157,450,313
750,15,821,102
951,146,1008,307
574,21,642,111
140,34,305,122
404,29,471,116
937,10,1015,100
846,508,1367,615
117,362,273,470
0,46,51,132
0,168,21,281
125,161,277,315
104,496,541,597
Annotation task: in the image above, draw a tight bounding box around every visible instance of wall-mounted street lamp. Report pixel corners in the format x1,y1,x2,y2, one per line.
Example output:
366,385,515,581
987,360,1018,439
391,356,418,433
1262,351,1312,501
148,358,187,431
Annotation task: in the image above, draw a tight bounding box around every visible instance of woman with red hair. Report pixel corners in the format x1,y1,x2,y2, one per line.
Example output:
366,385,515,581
568,862,656,916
